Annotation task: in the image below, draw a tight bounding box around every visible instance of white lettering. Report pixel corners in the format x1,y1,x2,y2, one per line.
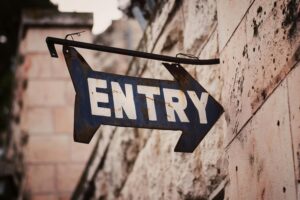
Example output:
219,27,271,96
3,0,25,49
137,85,160,121
88,77,208,124
187,91,208,124
163,88,189,122
87,78,111,117
111,82,137,119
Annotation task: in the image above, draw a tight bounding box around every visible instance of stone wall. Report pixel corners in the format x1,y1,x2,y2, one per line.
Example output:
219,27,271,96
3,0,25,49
13,11,95,200
74,0,300,199
11,10,143,199
19,27,95,199
75,1,226,199
219,0,300,199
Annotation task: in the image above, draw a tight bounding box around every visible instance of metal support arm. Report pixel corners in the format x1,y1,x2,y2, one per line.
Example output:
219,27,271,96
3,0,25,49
46,37,220,65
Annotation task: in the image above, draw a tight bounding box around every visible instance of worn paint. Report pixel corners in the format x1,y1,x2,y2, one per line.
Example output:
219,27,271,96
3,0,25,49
63,46,223,153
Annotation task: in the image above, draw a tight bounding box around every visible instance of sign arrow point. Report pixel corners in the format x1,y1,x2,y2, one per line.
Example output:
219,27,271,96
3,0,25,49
162,62,223,153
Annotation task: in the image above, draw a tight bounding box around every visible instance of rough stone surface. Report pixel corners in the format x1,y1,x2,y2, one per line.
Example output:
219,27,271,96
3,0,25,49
221,0,300,199
26,164,56,193
226,81,297,200
27,54,70,79
217,0,254,51
20,28,93,54
57,164,86,192
183,0,217,51
31,194,57,200
221,0,300,145
53,106,74,134
25,80,66,107
26,135,70,163
287,63,300,199
21,107,54,134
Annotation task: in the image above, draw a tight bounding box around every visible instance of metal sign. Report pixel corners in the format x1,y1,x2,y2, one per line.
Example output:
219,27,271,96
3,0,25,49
63,45,223,153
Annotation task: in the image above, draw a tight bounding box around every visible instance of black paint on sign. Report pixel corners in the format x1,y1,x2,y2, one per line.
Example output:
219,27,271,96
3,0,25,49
63,46,223,153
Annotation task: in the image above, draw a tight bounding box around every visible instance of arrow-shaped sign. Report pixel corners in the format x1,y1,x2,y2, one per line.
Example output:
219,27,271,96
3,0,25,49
63,46,223,153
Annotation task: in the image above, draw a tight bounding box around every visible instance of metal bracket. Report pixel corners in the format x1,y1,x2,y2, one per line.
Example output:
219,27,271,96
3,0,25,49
46,37,220,65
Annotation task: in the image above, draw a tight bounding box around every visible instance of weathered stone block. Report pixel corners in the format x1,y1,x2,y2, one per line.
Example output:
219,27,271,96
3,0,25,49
183,0,217,50
26,164,56,193
226,81,297,200
86,126,114,181
26,135,70,163
31,194,57,200
58,194,71,200
195,29,222,99
21,28,92,54
221,0,300,146
25,80,66,107
53,106,74,134
217,0,254,51
27,54,52,78
21,107,53,134
70,138,96,162
65,80,76,104
220,19,249,145
144,0,176,52
94,127,151,199
56,164,85,192
287,63,300,197
246,0,300,111
28,54,69,79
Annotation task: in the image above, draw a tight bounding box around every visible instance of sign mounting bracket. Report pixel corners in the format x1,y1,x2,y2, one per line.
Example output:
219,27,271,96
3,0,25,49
46,37,220,65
